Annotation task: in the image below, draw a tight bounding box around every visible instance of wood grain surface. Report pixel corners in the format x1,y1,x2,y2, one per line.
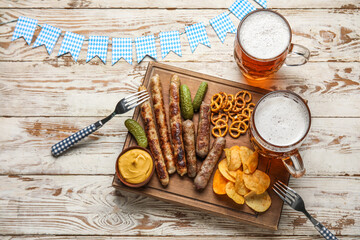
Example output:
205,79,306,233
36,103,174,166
0,0,359,239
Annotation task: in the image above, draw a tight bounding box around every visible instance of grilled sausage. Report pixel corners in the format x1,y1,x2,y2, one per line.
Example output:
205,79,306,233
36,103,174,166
183,120,197,178
150,74,176,174
169,75,187,176
139,86,169,187
194,137,226,190
196,102,210,158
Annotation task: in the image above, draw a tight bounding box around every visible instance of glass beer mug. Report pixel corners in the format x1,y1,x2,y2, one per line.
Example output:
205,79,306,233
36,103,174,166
234,9,310,80
249,91,311,178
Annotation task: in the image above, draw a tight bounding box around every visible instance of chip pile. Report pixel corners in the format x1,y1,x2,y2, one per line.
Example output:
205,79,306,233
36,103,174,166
213,146,272,212
210,91,255,138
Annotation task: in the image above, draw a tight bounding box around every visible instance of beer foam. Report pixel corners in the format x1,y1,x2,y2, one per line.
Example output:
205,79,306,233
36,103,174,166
239,11,291,59
254,95,309,146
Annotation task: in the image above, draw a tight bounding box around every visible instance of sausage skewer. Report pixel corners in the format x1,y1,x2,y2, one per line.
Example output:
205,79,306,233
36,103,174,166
150,74,176,174
183,120,197,178
196,102,211,158
194,137,226,190
169,75,187,176
139,86,169,187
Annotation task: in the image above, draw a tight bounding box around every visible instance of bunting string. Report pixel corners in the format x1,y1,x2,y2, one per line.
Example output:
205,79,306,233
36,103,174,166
2,0,266,65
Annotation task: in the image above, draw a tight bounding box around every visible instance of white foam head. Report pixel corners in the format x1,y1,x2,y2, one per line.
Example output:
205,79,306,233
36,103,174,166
239,10,291,59
254,93,310,146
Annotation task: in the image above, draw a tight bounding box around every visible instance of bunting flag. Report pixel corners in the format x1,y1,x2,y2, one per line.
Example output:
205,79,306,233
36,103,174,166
159,31,182,59
112,37,133,65
58,31,85,62
185,22,211,53
11,16,38,45
210,12,237,43
255,0,267,8
33,24,62,54
229,0,256,20
86,36,109,64
135,35,157,63
8,0,261,65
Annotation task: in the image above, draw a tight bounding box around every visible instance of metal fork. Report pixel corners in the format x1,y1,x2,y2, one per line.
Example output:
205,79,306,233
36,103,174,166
51,90,149,157
273,181,338,240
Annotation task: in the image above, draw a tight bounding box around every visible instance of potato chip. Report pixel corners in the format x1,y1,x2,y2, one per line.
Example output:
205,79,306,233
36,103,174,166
218,159,236,182
227,169,237,179
245,190,272,212
213,169,228,195
243,151,258,174
243,170,270,194
225,182,245,204
235,170,250,196
228,145,242,171
224,148,231,167
239,146,253,166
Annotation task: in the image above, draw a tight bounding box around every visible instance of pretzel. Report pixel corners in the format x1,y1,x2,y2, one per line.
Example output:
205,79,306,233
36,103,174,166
231,96,246,113
218,92,228,108
229,120,248,138
212,119,228,138
242,107,253,119
235,90,252,103
223,94,234,112
211,93,223,113
247,102,256,110
211,112,229,125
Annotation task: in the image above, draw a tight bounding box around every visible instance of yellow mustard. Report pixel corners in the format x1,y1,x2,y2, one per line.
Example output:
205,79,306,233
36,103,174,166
118,149,153,184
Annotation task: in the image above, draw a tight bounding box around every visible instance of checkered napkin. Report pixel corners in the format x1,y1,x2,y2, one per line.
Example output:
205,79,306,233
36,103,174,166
86,36,109,64
159,31,182,59
33,24,62,54
255,0,267,8
229,0,256,20
185,22,211,53
210,12,237,43
135,35,157,63
112,37,133,65
11,16,38,45
58,31,84,62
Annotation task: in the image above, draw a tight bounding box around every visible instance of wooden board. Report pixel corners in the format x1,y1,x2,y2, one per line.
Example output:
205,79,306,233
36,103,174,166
112,62,290,230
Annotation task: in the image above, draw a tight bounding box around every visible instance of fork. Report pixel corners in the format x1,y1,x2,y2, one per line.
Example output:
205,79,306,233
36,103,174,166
51,90,149,157
273,181,338,240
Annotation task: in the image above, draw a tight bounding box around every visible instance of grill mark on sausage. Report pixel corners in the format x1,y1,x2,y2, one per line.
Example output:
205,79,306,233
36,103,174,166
196,103,210,158
169,75,187,176
194,137,226,190
150,74,176,174
139,86,169,187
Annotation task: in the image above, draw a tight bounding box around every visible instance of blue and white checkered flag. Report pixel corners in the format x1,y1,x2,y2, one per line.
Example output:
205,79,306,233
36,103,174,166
58,31,84,62
135,35,157,63
159,31,182,59
33,24,62,54
210,12,237,43
185,22,211,53
255,0,267,8
229,0,256,20
86,36,109,64
112,37,132,65
11,16,38,45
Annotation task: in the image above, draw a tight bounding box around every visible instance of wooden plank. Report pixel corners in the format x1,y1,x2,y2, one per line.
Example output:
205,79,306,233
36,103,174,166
0,175,358,236
0,117,359,176
0,61,359,117
0,9,359,62
0,0,358,9
1,236,358,240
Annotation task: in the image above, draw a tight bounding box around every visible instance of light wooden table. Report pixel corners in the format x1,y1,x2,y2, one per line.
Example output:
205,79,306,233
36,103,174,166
0,0,359,239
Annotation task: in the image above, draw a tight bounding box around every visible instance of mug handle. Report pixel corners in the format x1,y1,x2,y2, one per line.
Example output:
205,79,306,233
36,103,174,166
285,43,310,66
282,149,306,178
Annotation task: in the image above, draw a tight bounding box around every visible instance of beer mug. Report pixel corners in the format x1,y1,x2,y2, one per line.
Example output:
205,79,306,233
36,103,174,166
249,91,311,178
234,9,310,80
